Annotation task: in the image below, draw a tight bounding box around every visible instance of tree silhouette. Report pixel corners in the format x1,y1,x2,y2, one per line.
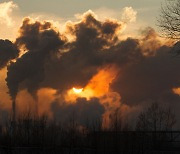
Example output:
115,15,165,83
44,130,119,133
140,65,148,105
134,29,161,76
157,0,180,40
136,102,176,131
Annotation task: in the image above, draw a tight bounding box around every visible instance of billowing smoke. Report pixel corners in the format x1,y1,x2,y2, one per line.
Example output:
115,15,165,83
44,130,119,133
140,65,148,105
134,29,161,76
112,45,180,106
1,10,180,127
0,39,19,69
6,18,65,99
42,12,123,91
51,97,105,128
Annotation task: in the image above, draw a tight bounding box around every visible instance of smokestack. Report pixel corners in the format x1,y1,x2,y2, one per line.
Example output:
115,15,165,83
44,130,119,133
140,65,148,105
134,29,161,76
35,101,39,118
12,100,16,123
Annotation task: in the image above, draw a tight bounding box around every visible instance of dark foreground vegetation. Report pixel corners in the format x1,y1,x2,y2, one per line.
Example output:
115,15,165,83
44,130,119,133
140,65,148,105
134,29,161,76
0,103,179,154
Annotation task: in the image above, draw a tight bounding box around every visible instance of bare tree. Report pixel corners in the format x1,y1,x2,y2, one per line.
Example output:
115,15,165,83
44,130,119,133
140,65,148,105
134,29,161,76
136,102,176,131
157,0,180,40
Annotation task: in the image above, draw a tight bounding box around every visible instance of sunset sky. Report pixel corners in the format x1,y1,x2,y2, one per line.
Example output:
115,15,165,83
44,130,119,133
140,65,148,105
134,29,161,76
12,0,161,22
0,0,163,40
0,0,180,128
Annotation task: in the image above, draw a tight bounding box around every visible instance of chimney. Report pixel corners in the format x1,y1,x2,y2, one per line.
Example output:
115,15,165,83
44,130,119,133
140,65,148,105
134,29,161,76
12,100,16,123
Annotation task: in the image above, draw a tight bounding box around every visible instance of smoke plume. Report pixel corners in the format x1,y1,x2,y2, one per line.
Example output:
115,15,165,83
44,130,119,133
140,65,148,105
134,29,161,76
6,18,65,99
0,39,19,69
1,10,180,127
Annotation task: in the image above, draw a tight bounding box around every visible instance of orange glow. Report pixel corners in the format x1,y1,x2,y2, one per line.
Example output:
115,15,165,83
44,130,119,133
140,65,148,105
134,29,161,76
73,87,83,94
16,88,57,118
173,88,180,96
63,65,126,129
84,65,118,97
37,88,57,118
65,65,119,102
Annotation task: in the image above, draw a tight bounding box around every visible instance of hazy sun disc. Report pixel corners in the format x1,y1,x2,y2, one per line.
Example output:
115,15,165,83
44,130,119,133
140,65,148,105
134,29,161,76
73,88,83,94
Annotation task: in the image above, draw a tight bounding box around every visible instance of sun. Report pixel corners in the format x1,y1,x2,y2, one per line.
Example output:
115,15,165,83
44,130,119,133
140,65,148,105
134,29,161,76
73,87,83,94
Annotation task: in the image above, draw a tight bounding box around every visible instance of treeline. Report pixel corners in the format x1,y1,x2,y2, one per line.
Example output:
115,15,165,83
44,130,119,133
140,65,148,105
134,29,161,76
0,102,179,154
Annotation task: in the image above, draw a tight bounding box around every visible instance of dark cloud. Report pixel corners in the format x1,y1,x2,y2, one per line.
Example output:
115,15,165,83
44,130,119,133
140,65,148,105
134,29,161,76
41,13,123,91
6,18,65,99
112,45,180,106
172,41,180,55
0,39,19,69
3,11,180,123
51,97,105,127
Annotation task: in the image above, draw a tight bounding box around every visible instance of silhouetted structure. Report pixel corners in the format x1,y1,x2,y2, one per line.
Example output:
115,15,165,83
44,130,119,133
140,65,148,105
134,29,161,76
0,114,180,154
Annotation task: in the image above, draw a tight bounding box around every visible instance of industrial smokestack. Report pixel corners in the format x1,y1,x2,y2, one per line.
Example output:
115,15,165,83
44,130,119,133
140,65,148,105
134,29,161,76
12,100,16,123
35,101,39,118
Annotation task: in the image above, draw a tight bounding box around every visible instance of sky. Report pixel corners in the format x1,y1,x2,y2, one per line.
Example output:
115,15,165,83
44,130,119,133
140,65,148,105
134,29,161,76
0,0,164,40
1,0,180,129
11,0,161,19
